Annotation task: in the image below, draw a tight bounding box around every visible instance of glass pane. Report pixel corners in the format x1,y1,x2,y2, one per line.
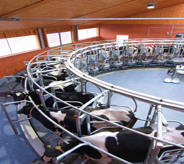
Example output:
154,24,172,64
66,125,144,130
47,33,60,47
78,29,88,40
7,35,38,54
60,31,72,45
87,28,97,38
0,39,11,56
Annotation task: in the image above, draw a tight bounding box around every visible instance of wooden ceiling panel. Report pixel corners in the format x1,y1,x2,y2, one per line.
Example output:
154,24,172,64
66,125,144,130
0,0,42,16
0,20,59,32
0,0,184,33
14,0,133,19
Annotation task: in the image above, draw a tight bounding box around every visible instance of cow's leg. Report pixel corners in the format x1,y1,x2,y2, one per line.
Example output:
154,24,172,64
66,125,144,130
94,63,96,69
161,55,164,61
118,55,122,63
103,60,106,66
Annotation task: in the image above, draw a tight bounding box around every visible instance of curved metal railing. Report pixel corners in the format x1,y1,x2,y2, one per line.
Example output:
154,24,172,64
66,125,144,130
19,39,184,163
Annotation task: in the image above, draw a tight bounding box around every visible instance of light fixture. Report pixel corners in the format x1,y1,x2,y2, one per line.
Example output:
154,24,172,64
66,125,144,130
147,2,155,9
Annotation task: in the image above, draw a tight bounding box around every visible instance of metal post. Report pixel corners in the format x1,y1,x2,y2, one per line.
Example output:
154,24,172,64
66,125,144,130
75,111,82,137
75,25,79,41
37,89,47,108
86,113,91,135
107,91,112,108
80,79,84,92
58,32,62,46
37,28,45,48
84,81,87,92
1,104,19,135
149,106,158,126
144,104,154,127
147,105,163,164
51,87,58,108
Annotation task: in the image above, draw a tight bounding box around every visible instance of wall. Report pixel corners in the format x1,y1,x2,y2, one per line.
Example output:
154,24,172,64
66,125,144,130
2,23,184,79
74,36,101,44
0,48,50,78
99,24,184,40
0,35,100,80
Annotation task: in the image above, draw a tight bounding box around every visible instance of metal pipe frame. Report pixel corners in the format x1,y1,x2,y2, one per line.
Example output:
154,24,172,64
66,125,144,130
1,100,32,135
23,70,184,163
23,39,184,164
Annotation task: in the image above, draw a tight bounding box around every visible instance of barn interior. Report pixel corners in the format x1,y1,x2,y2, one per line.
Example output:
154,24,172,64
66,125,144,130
1,0,184,164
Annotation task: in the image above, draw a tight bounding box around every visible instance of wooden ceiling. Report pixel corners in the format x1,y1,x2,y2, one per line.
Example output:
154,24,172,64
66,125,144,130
1,0,184,33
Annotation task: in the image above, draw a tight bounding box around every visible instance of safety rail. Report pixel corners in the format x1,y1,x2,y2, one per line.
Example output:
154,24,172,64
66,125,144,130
6,39,184,164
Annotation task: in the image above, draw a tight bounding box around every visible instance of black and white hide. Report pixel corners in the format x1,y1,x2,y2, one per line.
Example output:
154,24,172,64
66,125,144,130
15,73,71,92
42,124,184,164
10,89,94,108
17,104,74,136
63,108,137,135
17,105,136,137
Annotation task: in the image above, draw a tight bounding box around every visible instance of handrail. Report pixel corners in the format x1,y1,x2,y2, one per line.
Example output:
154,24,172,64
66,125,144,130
23,39,184,163
65,60,184,112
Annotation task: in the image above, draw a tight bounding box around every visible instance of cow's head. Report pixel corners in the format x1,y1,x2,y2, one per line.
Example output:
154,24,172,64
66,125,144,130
11,90,41,105
64,84,77,92
9,91,27,102
120,111,137,128
17,103,33,115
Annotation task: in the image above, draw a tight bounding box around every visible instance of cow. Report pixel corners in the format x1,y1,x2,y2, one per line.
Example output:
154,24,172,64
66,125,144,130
17,105,136,137
142,46,155,61
63,108,137,135
41,124,184,164
45,69,68,81
32,63,68,81
11,90,95,108
17,104,73,136
15,71,69,92
156,45,174,61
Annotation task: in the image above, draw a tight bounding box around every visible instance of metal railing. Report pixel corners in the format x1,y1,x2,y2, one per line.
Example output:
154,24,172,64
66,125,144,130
4,39,184,164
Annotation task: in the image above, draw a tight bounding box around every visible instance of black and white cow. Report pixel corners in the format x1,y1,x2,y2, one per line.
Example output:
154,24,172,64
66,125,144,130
18,105,136,136
17,104,74,136
10,90,94,108
63,108,137,135
15,73,70,92
42,124,184,164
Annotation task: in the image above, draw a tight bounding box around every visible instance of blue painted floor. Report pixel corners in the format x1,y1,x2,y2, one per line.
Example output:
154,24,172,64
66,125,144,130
1,67,184,164
0,94,40,164
88,68,184,128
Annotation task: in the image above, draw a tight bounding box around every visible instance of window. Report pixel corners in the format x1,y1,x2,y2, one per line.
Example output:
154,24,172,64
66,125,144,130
0,39,11,56
7,35,38,54
78,28,97,40
47,33,60,47
78,29,88,40
0,35,39,56
47,31,72,47
116,35,129,47
60,31,72,45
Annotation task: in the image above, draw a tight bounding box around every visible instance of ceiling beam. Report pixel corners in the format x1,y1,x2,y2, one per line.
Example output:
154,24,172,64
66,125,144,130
20,17,184,21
